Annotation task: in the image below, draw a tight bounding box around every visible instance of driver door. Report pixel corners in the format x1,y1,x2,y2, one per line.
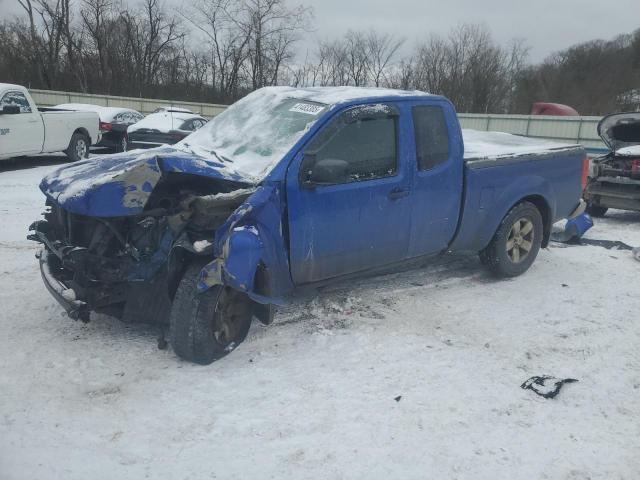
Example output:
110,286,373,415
286,103,413,285
0,90,43,157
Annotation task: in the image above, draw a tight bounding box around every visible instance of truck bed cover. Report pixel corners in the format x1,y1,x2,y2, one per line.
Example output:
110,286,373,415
463,129,583,167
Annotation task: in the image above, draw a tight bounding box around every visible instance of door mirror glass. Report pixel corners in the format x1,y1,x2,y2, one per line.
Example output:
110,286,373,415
301,103,399,187
307,158,349,185
1,105,21,115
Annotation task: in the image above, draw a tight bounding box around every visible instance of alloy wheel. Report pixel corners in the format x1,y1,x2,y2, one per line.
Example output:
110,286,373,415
506,218,534,263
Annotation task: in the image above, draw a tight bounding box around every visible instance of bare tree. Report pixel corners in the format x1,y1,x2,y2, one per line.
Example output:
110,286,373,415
239,0,312,89
365,30,404,87
411,24,528,113
121,0,183,95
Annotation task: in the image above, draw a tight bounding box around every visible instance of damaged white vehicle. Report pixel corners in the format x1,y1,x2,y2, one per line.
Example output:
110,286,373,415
584,112,640,216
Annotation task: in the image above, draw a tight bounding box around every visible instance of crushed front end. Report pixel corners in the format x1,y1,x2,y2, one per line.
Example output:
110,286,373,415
29,202,178,321
28,149,255,324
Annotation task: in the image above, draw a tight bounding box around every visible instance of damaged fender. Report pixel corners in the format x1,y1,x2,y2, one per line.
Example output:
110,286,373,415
197,184,291,306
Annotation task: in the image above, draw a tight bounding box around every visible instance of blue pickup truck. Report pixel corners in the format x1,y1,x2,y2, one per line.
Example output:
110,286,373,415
29,87,587,364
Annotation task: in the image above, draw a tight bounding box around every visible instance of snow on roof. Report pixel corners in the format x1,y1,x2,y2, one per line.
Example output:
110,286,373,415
462,129,579,161
128,111,204,133
153,106,194,113
54,103,142,122
0,83,26,91
245,86,431,105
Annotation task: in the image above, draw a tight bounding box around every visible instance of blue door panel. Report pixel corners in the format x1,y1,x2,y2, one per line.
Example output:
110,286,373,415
404,100,464,257
286,104,414,285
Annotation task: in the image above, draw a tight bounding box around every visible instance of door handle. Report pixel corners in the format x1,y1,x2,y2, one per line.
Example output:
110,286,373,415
388,187,410,200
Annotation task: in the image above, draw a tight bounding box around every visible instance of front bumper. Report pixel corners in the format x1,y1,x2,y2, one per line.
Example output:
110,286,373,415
585,176,640,212
37,249,89,321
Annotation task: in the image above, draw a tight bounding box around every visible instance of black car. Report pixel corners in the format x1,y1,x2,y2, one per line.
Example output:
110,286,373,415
127,110,207,149
54,103,144,152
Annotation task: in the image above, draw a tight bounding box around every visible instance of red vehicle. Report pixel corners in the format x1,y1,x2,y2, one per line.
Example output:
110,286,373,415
531,102,580,116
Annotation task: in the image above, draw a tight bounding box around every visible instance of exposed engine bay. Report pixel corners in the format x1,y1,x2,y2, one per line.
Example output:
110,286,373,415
29,173,254,323
585,112,640,213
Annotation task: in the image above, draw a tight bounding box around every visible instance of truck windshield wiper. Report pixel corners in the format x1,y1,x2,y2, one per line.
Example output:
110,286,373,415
210,149,232,164
179,142,233,163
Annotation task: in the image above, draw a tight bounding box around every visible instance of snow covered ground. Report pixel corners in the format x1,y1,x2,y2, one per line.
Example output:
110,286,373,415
1,156,639,479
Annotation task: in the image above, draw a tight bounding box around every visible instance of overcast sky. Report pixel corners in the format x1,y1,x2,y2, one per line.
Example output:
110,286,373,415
1,0,637,63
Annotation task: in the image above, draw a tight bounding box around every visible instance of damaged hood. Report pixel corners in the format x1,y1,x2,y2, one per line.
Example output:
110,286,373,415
598,112,640,153
40,147,252,217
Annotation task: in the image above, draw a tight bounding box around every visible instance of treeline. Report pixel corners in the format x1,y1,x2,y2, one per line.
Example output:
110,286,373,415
513,30,640,115
0,0,638,114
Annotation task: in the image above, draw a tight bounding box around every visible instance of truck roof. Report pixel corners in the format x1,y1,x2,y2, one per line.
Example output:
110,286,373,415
250,86,432,106
0,83,27,92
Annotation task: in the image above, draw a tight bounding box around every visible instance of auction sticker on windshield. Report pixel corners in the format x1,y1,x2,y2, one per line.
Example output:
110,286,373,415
289,103,324,115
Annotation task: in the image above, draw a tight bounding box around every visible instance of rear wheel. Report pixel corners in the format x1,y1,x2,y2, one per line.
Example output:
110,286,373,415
480,201,543,277
586,203,608,218
65,132,90,161
119,135,128,152
169,261,253,365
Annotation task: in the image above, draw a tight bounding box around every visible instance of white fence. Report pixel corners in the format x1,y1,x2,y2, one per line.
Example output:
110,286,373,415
30,89,227,117
30,88,608,153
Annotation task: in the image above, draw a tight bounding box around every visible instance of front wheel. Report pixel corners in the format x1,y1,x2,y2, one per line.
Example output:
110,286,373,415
65,132,90,161
169,262,253,365
479,201,543,278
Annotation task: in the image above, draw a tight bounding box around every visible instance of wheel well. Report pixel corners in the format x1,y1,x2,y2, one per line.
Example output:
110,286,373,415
519,195,552,247
73,127,91,144
253,262,274,325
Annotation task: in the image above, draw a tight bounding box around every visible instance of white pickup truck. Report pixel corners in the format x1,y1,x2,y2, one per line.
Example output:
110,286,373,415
0,83,101,162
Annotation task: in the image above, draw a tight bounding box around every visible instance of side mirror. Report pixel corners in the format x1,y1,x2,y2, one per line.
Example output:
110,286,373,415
0,105,21,115
308,158,349,186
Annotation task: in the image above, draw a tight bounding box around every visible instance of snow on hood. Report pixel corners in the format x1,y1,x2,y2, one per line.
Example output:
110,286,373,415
128,111,205,134
40,147,249,217
463,129,578,160
53,103,142,123
175,86,430,182
598,112,640,152
617,145,640,157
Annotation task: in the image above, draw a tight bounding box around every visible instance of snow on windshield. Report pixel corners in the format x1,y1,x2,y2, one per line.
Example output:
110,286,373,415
176,89,328,181
176,86,429,182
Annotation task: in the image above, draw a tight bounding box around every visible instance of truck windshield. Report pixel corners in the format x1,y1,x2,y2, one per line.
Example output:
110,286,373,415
178,90,328,180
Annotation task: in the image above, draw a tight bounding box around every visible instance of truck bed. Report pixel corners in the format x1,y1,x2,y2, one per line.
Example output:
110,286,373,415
451,130,586,253
462,129,582,166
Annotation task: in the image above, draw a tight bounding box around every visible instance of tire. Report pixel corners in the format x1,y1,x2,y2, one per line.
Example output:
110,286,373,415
479,201,543,278
65,132,90,161
119,135,128,153
586,203,608,218
169,261,253,365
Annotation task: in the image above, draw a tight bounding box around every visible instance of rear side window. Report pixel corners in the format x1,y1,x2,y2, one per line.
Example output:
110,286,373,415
115,111,143,124
181,120,195,131
305,105,398,183
1,91,31,113
413,105,449,170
